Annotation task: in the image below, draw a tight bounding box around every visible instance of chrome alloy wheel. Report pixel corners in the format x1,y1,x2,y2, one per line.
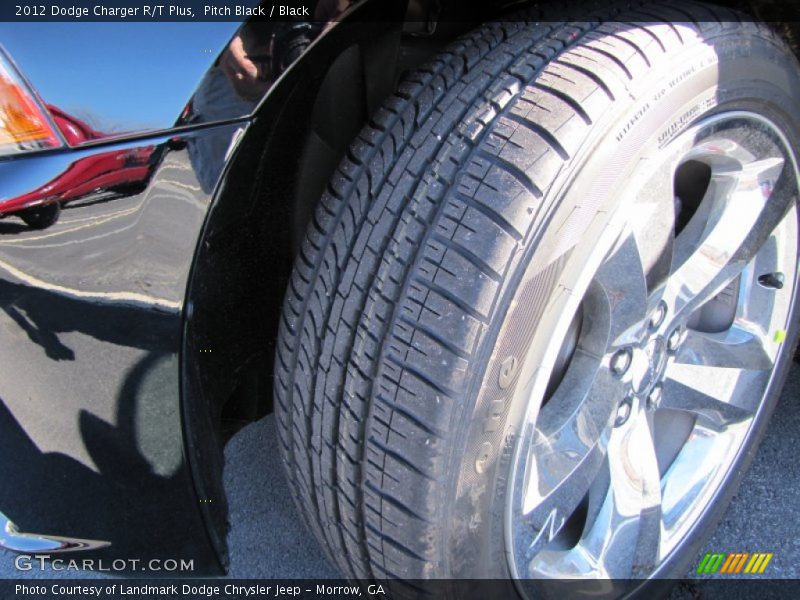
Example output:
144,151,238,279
505,112,799,586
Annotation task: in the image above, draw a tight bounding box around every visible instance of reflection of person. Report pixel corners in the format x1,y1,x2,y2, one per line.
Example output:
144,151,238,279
210,0,356,107
218,33,272,102
185,61,252,193
185,0,355,191
189,0,357,122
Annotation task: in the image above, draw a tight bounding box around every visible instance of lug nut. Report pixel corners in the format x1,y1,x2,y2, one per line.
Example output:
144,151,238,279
610,348,633,376
615,397,633,427
667,328,684,354
647,384,663,410
649,301,667,330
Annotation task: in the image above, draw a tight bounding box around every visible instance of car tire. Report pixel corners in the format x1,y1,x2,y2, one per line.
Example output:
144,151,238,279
20,203,61,229
275,1,800,591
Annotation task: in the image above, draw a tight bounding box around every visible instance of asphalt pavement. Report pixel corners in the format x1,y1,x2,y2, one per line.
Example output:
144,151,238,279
2,362,799,587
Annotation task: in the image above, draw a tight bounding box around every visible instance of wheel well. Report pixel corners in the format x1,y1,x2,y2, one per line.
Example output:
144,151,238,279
186,28,407,442
179,5,417,567
181,2,495,447
178,0,800,567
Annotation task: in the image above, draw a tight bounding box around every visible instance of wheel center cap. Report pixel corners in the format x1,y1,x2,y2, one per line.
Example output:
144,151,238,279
630,338,667,395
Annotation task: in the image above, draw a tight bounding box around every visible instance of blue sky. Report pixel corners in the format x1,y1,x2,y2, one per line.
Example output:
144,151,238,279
0,22,239,132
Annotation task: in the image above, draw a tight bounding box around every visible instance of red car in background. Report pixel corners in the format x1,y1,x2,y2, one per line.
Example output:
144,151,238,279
0,61,159,229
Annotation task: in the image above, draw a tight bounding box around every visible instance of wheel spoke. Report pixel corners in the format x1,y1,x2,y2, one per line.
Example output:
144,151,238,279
675,327,775,371
593,230,650,347
530,407,664,578
581,409,663,577
629,160,679,294
661,150,789,327
660,362,758,432
516,441,607,562
514,352,624,560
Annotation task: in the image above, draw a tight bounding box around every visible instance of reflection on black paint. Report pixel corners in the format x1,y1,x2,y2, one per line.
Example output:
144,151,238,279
0,125,240,572
0,277,216,567
181,1,353,192
0,136,165,231
182,0,353,125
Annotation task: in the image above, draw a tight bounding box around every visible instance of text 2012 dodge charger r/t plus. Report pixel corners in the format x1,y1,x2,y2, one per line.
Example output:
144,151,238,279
1,0,799,595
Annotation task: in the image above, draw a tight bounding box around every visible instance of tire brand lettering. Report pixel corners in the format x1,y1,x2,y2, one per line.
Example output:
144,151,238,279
498,356,518,389
474,441,493,474
484,399,505,433
658,96,717,148
667,65,697,90
615,102,651,142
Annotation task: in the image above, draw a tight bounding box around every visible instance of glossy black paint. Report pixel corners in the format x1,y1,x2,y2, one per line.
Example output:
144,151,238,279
182,0,411,566
0,125,243,572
